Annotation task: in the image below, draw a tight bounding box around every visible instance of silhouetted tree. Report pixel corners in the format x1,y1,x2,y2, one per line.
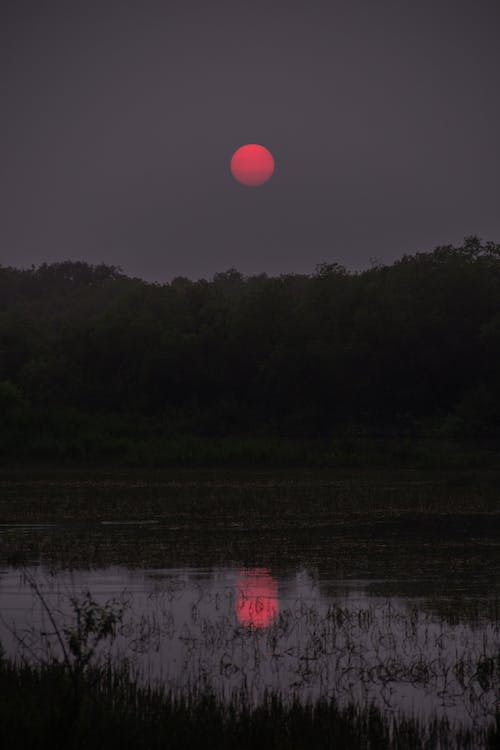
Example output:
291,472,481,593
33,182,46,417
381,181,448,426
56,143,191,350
1,238,500,451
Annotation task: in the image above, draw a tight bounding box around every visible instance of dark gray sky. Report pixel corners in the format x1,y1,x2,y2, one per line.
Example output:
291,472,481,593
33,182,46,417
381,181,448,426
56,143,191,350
2,0,499,281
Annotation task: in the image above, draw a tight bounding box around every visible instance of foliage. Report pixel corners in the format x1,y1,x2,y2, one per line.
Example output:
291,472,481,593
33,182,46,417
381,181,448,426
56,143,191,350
0,655,496,749
10,569,127,675
1,236,500,462
1,569,128,746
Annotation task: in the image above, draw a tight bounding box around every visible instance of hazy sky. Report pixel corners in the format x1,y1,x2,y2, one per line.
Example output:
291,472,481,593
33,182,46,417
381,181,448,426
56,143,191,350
2,0,499,281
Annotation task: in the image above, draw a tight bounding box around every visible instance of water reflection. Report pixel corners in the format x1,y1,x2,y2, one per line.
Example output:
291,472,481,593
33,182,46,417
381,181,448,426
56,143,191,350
0,565,498,728
235,568,278,629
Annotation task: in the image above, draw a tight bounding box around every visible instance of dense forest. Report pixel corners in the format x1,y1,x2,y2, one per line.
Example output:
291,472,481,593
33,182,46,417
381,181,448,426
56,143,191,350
1,236,500,464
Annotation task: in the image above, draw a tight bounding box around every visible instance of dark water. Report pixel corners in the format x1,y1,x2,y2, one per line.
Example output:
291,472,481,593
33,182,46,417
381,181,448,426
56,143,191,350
0,474,499,730
0,560,498,726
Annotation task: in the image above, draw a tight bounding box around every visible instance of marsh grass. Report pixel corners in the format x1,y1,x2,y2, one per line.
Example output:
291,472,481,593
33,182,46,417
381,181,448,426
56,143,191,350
1,472,498,608
0,473,498,747
0,656,497,750
2,568,498,747
3,423,500,470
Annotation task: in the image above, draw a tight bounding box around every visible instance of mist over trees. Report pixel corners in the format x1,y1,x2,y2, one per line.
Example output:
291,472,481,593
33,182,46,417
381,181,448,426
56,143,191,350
1,236,500,461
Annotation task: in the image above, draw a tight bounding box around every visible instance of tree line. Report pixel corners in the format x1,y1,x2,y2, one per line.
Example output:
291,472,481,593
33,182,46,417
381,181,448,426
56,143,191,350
1,236,500,459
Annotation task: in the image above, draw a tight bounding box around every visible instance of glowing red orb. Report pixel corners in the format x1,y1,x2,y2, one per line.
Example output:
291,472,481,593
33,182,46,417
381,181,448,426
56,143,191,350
230,144,275,187
236,568,279,629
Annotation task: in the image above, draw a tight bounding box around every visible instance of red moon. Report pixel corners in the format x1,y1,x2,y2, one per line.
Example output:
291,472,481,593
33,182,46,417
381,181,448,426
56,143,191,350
230,144,275,187
236,568,279,628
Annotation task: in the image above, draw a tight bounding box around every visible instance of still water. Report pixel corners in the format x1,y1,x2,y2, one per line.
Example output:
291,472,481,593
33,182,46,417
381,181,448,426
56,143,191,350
0,472,499,734
0,561,498,727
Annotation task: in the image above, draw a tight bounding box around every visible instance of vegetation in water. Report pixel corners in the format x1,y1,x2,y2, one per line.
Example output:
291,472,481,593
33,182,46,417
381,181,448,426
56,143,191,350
0,583,497,750
2,656,498,750
0,471,498,749
0,568,498,749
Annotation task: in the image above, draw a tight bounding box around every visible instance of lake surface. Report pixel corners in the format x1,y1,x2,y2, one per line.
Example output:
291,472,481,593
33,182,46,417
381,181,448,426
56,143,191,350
0,471,499,731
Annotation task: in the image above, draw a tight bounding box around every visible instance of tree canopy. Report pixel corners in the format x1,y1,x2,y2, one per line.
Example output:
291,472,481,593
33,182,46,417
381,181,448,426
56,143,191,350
1,237,500,449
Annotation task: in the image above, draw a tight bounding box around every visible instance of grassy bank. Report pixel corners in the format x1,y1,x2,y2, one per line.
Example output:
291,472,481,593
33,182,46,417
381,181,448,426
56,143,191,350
0,657,497,750
2,420,500,470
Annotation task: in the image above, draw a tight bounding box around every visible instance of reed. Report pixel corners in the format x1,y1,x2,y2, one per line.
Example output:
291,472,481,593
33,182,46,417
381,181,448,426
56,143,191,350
0,655,497,749
1,570,498,749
